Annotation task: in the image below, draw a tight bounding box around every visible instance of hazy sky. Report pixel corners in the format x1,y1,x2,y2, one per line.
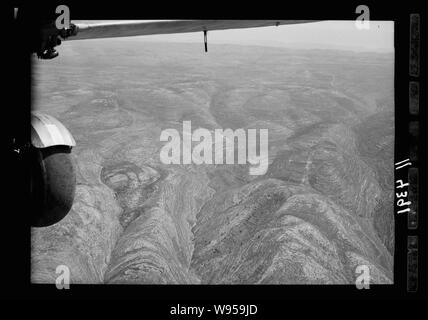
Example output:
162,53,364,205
82,20,394,53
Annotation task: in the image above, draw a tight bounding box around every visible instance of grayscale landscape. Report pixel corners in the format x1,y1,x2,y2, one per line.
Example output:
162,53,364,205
31,39,394,284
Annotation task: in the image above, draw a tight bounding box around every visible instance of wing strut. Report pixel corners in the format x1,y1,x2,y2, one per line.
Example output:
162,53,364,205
203,30,208,52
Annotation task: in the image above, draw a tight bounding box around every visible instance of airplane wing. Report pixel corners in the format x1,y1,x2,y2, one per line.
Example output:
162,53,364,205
68,20,320,41
36,20,320,59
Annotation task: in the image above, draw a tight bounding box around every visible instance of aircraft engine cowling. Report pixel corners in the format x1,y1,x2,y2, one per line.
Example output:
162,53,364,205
30,113,76,227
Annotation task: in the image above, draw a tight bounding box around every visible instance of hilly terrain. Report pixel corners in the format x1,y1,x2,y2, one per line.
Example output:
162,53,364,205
31,40,394,284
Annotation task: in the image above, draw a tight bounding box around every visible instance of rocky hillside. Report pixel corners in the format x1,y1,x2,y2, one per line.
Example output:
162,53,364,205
31,41,394,284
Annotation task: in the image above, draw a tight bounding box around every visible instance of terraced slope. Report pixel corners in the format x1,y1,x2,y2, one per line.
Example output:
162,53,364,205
31,41,394,284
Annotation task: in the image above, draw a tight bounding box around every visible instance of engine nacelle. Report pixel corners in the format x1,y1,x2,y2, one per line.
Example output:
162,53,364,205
30,113,76,227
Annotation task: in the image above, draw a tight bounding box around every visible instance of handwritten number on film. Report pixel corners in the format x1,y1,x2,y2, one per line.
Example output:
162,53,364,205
395,159,411,214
